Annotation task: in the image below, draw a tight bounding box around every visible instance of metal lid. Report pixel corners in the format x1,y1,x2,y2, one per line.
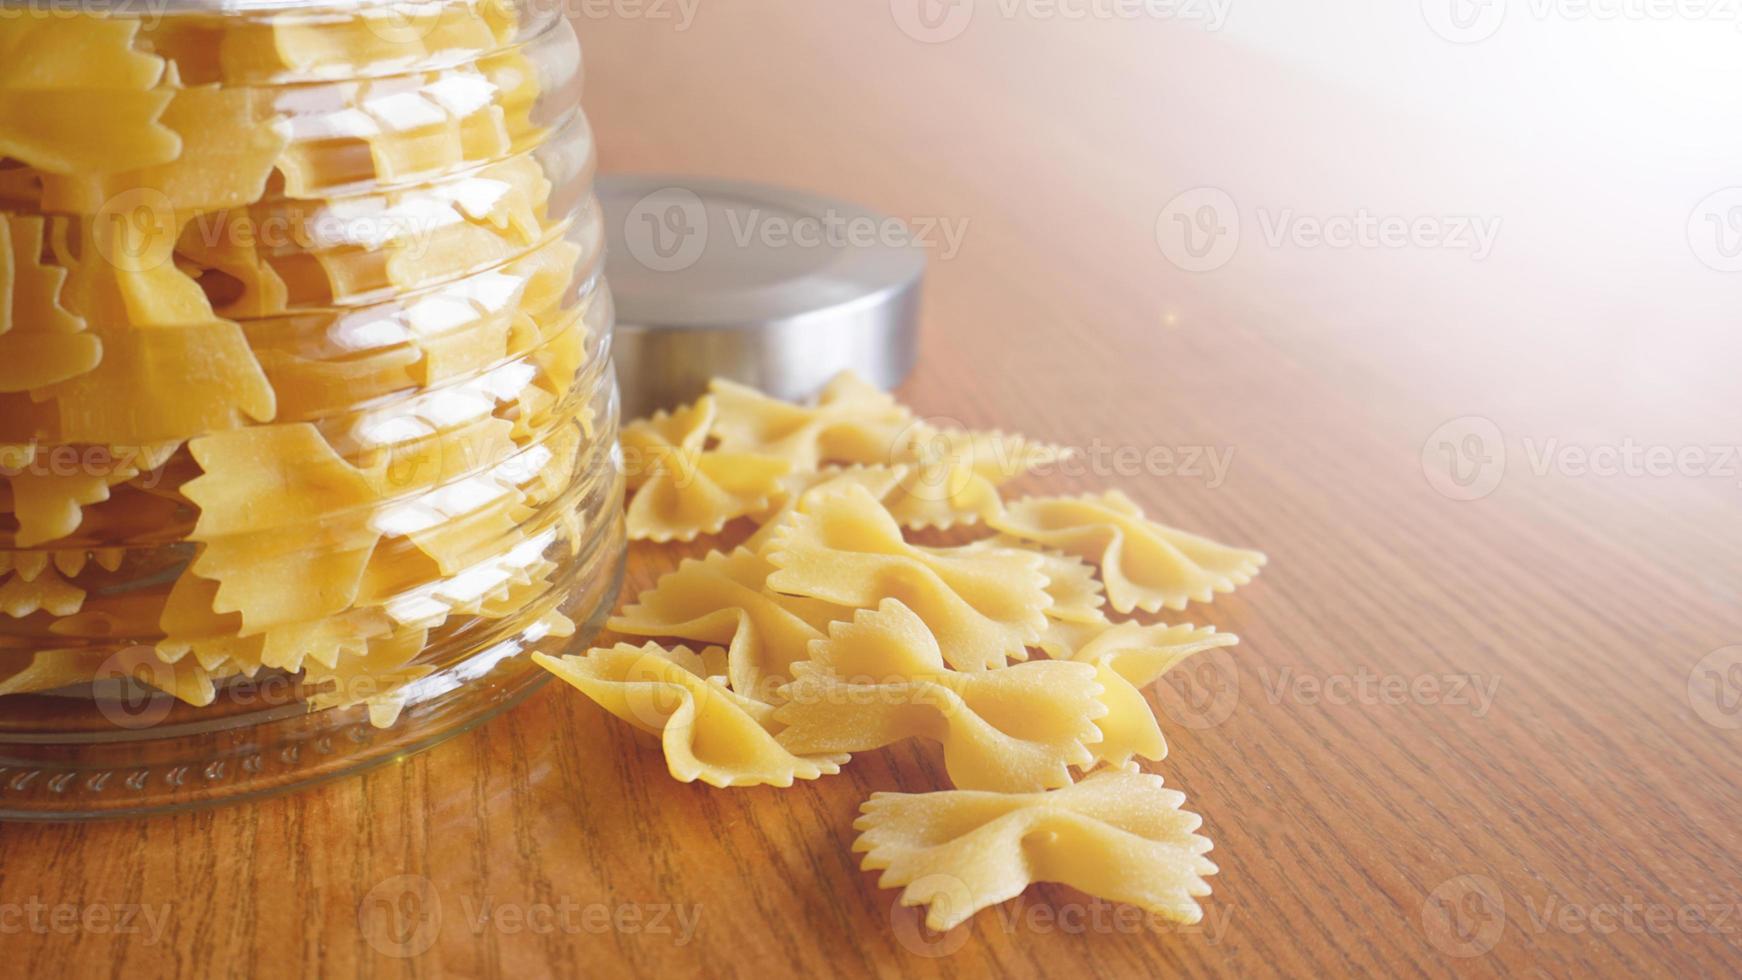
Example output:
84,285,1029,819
597,175,924,420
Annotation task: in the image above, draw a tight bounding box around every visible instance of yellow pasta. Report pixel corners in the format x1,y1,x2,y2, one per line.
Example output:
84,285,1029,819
535,643,847,788
743,464,908,553
774,600,1105,792
991,490,1267,614
886,428,1068,530
709,372,916,470
0,565,85,617
765,484,1051,670
0,18,179,177
853,767,1218,932
0,214,101,394
1068,623,1237,766
620,395,790,543
607,548,841,702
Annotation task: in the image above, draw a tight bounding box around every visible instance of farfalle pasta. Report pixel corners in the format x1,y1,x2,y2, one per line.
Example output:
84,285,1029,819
607,547,839,700
854,767,1219,931
991,490,1267,614
885,428,1069,530
540,368,1270,938
709,373,917,470
0,1,617,731
620,395,791,543
1069,622,1238,766
774,600,1105,792
765,484,1051,671
535,643,846,788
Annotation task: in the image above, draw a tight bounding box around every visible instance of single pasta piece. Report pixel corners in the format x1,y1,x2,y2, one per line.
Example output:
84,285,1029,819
774,599,1104,792
708,371,916,470
0,17,180,177
620,395,791,543
182,423,387,636
0,214,101,394
853,766,1218,932
1068,622,1238,766
743,465,908,553
885,428,1070,530
607,548,844,702
765,483,1051,671
990,490,1266,614
534,643,848,788
957,540,1108,656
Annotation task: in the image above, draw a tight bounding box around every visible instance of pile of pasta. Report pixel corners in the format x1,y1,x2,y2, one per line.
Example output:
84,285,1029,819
538,373,1268,933
0,5,605,726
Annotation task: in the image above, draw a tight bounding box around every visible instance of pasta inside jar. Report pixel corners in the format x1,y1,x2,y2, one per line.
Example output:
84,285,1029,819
0,0,624,818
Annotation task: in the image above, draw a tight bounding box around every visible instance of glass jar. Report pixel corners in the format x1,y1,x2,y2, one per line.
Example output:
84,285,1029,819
0,0,623,818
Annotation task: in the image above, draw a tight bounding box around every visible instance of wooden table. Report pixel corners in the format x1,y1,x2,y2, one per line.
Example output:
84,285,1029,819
6,6,1740,977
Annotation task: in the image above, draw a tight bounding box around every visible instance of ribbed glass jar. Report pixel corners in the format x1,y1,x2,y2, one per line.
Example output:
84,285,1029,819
0,0,623,818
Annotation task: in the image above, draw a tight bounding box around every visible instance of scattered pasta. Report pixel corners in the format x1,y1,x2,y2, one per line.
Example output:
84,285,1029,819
545,371,1268,935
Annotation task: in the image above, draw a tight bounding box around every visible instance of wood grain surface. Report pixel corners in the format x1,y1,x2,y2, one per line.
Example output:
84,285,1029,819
4,5,1740,977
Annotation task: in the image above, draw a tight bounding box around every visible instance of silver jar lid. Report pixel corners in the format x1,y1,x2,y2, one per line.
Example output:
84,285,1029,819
597,175,925,420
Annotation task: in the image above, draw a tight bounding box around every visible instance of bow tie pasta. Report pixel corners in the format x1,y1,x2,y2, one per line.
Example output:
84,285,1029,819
0,1,610,728
546,370,1267,935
